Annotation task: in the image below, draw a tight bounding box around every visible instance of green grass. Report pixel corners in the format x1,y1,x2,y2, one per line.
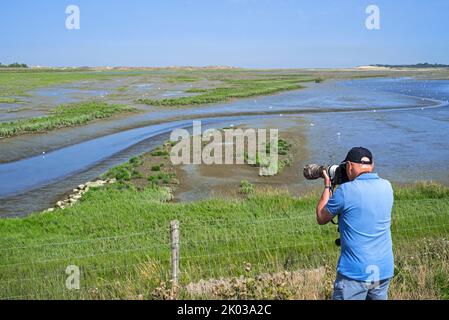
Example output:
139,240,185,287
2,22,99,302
148,172,176,184
0,181,448,299
116,86,129,92
244,138,292,174
185,88,209,93
138,77,314,107
166,76,199,83
5,108,30,113
239,180,255,195
102,156,143,181
0,97,20,103
0,102,136,138
277,138,291,155
151,149,170,157
0,70,143,98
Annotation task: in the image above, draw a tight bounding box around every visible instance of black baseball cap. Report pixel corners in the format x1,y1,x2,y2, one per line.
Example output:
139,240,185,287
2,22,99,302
343,147,373,164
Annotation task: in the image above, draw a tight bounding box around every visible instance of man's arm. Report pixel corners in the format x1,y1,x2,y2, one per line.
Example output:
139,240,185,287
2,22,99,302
316,170,334,225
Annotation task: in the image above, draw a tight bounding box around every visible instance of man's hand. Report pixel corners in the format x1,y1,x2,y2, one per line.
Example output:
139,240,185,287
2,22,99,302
316,170,334,225
323,170,331,187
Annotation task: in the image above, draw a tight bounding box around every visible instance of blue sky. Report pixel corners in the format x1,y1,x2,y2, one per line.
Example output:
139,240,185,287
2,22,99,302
1,0,448,68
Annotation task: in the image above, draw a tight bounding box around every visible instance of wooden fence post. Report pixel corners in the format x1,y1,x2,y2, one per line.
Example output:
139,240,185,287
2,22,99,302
170,220,180,287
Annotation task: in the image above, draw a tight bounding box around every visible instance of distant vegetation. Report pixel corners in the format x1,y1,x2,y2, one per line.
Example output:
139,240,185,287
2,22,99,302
138,77,315,107
0,70,143,98
0,102,136,138
372,63,449,69
0,62,28,68
0,98,20,103
165,76,199,83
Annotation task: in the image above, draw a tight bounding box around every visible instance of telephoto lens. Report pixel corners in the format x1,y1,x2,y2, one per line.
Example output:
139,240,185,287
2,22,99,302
303,164,326,180
303,162,349,187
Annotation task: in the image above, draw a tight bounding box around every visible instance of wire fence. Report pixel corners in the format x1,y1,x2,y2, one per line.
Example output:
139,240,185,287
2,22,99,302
1,208,448,300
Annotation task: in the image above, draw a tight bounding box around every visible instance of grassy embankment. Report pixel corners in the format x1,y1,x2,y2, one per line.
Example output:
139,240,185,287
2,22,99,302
138,76,316,106
0,102,136,138
0,145,448,299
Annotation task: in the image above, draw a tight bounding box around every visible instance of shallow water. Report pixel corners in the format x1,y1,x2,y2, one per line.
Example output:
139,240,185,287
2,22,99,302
1,77,449,217
0,80,434,163
301,78,449,186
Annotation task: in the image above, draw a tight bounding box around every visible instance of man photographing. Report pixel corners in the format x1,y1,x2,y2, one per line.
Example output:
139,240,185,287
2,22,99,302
315,147,394,300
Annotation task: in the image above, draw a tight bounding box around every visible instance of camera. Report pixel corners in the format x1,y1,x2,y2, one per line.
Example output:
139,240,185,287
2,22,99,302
303,163,349,187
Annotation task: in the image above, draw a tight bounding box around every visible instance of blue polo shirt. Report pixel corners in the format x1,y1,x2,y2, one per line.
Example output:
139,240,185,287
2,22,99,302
326,173,394,281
